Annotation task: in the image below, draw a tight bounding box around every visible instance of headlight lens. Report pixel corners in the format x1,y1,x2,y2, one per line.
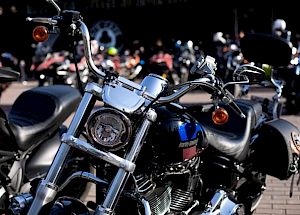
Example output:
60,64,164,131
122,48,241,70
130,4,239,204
86,108,132,151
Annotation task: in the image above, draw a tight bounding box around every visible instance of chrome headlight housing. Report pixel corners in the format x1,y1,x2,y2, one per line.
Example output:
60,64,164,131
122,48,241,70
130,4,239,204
86,107,132,151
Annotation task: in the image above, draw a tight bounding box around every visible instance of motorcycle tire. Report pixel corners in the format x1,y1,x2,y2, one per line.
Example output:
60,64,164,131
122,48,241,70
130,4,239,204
38,196,90,215
48,196,90,215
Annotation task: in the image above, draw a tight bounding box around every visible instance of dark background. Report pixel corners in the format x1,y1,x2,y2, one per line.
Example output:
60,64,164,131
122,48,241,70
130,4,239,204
0,0,299,62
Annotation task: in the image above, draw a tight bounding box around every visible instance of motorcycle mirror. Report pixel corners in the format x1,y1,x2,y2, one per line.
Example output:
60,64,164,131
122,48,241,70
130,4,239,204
240,33,292,67
32,26,49,42
233,64,266,85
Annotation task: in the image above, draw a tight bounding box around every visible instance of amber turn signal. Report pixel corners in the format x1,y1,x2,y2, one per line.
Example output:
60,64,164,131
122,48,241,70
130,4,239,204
212,107,229,125
32,26,49,42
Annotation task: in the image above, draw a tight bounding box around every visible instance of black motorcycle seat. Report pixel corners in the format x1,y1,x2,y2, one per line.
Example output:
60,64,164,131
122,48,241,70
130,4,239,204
8,85,81,151
198,99,262,162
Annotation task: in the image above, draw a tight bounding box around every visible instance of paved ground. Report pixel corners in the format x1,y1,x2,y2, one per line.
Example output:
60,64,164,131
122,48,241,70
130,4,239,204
2,81,300,214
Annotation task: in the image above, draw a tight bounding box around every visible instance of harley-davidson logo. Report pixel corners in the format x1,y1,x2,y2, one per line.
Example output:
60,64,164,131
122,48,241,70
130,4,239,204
179,139,198,148
90,20,123,50
178,122,203,148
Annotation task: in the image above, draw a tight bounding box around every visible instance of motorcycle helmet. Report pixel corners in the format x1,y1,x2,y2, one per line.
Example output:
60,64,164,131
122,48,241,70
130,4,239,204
272,19,287,33
213,32,226,45
107,47,118,56
91,39,100,55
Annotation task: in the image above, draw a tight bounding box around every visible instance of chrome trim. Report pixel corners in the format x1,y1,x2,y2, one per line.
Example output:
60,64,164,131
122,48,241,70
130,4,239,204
157,84,192,104
62,134,136,172
141,198,151,215
155,77,212,104
58,171,108,192
95,206,114,215
125,114,155,162
86,107,132,150
182,200,199,215
10,193,33,214
146,108,157,122
85,82,103,98
118,76,144,91
79,20,106,78
140,73,168,99
201,190,244,215
46,0,61,14
67,92,96,135
27,91,97,215
95,110,155,215
27,180,58,215
102,85,145,114
96,110,156,214
45,92,96,182
26,17,58,25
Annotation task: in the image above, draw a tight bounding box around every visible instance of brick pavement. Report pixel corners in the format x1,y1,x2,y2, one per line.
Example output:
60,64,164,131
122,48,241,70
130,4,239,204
2,81,300,214
254,176,300,215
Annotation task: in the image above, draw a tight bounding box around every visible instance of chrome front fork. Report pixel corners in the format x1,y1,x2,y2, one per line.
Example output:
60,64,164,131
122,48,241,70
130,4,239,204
95,109,157,215
27,83,99,215
27,82,157,215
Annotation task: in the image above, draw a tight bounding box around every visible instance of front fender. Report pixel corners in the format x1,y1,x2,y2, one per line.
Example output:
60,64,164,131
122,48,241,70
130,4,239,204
42,196,89,215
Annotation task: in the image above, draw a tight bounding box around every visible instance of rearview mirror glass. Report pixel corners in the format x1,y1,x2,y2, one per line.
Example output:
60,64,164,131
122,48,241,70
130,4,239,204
233,64,266,84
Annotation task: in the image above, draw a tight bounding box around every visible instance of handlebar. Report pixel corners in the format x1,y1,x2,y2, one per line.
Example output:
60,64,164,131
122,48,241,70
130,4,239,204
78,20,106,78
156,78,212,104
26,8,245,119
156,77,246,118
27,13,106,79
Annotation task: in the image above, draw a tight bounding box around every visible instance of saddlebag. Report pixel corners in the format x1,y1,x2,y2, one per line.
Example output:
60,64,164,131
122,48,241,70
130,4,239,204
251,118,300,180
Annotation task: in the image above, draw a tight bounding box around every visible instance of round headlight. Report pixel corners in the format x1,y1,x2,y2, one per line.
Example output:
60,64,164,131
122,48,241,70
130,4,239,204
86,108,132,151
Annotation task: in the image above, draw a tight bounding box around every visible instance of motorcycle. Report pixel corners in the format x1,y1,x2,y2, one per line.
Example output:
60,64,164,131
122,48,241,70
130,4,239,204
280,55,300,115
239,32,295,116
0,66,91,214
118,49,144,81
16,1,300,215
33,50,70,86
0,52,19,99
148,50,179,84
173,40,197,84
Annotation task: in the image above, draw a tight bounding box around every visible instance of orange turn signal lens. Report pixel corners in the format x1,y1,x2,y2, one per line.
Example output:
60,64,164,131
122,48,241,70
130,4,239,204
32,26,49,42
212,107,229,125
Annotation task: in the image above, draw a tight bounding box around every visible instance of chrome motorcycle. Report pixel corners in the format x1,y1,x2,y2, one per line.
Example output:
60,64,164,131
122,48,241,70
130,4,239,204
13,1,300,214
